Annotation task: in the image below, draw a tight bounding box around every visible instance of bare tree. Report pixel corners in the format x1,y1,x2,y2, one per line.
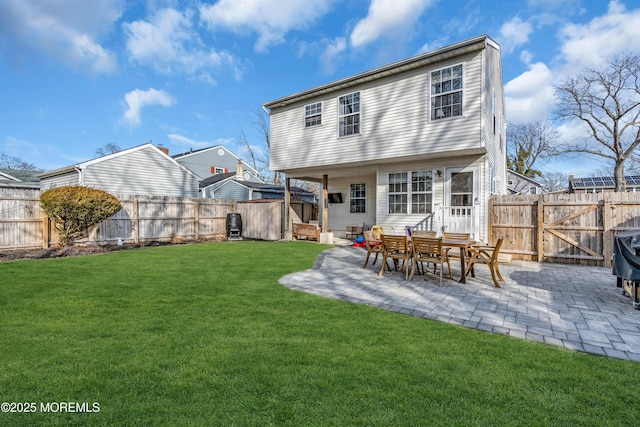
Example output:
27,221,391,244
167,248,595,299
540,172,568,193
0,152,39,171
507,121,559,178
95,143,121,156
554,53,640,191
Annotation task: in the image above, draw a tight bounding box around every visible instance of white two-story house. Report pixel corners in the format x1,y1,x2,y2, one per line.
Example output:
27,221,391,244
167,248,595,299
264,35,507,242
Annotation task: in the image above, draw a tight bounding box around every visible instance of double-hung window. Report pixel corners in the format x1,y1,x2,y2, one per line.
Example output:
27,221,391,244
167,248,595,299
350,183,366,213
430,64,463,120
388,173,408,214
388,171,433,214
338,92,360,136
411,171,433,214
305,102,322,127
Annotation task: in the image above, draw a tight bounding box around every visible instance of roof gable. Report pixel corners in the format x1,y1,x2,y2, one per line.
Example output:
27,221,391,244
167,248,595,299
264,34,496,109
507,170,542,187
172,145,260,176
38,143,201,181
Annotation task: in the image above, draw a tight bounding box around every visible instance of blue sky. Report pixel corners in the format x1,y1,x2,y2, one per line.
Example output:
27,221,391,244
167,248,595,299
1,0,639,176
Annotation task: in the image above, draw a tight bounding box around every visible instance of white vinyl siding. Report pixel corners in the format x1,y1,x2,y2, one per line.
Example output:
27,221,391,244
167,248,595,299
83,146,199,197
269,50,483,172
39,172,79,190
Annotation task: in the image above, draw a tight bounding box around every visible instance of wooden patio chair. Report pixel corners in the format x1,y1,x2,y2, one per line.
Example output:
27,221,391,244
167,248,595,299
379,234,412,280
362,230,383,268
412,230,437,237
346,222,365,240
465,238,505,288
442,232,472,263
410,236,452,284
442,232,471,240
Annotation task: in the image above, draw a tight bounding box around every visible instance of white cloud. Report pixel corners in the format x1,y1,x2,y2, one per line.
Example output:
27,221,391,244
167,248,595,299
167,133,212,149
504,62,555,124
0,0,121,73
199,0,334,53
504,1,640,125
123,7,236,79
319,37,347,74
350,0,434,48
122,88,175,126
498,16,533,54
557,0,640,71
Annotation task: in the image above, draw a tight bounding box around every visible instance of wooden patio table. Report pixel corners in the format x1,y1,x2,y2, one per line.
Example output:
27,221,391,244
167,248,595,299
442,239,476,284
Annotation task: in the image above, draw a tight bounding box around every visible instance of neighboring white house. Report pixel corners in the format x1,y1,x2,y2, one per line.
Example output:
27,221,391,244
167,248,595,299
264,35,507,241
173,145,261,181
507,170,543,195
38,143,201,197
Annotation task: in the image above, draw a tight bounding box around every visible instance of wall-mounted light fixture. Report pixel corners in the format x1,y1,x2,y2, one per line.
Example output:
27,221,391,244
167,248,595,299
436,170,442,179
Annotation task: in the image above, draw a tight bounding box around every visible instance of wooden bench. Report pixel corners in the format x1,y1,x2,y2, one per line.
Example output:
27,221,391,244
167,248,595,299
292,223,320,241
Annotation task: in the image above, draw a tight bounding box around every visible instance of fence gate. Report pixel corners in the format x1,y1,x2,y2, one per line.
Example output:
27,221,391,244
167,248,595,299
489,193,640,267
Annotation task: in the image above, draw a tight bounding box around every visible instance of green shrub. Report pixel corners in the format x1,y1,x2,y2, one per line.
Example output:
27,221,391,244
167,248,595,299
40,186,122,246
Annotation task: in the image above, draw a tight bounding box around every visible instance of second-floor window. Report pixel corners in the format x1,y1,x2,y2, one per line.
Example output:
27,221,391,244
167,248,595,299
339,92,360,136
430,64,463,120
305,102,322,127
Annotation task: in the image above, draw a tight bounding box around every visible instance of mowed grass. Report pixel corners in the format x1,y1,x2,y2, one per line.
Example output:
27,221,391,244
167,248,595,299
1,241,639,426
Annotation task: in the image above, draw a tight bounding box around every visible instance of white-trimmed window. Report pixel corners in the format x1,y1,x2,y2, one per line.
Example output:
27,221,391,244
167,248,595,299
431,64,463,120
350,183,366,213
529,186,538,195
338,92,360,136
305,102,322,127
388,171,433,214
411,171,433,214
388,173,407,214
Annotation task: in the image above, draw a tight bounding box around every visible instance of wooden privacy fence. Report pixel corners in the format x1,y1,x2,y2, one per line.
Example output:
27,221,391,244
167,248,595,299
1,189,236,249
489,192,640,267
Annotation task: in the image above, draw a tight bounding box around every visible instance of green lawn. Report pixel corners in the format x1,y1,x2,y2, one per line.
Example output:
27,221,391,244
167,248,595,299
1,241,638,426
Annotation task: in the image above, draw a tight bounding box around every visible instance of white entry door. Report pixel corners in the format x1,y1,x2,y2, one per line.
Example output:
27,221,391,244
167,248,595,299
444,166,479,236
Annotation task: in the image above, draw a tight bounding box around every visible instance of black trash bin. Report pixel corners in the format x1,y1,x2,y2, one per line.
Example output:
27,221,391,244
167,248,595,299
226,213,242,241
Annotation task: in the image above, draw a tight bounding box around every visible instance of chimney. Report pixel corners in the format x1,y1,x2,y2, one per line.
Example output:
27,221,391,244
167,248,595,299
157,144,169,155
236,160,244,180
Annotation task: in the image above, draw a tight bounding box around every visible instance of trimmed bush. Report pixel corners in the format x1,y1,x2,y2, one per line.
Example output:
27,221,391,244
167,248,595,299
40,186,122,246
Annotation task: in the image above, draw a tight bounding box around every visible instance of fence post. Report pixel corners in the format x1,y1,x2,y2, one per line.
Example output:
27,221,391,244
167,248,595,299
195,198,200,240
603,193,612,268
42,215,50,249
536,194,544,262
133,197,140,244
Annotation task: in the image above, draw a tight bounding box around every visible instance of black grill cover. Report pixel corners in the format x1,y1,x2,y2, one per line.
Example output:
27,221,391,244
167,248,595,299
612,230,640,281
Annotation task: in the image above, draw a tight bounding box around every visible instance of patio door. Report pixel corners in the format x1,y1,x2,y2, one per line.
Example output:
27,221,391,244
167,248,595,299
444,166,478,236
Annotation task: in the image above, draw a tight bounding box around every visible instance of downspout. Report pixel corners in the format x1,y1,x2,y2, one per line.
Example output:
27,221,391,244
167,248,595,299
76,166,84,185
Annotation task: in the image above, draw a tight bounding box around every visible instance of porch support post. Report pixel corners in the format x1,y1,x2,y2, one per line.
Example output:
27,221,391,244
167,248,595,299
284,177,291,241
322,174,329,233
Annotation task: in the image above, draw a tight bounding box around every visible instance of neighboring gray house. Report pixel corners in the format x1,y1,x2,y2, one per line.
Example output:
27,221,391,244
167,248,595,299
264,35,507,241
1,169,40,189
173,145,261,181
38,143,201,197
200,162,315,203
507,170,543,195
